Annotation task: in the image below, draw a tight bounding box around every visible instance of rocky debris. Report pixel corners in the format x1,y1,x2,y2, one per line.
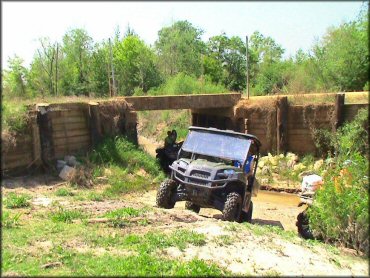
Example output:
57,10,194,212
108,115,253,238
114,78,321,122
59,165,76,181
64,155,80,167
56,155,93,187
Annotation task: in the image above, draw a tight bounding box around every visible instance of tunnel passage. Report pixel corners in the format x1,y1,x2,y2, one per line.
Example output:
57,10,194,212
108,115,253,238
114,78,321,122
191,108,243,133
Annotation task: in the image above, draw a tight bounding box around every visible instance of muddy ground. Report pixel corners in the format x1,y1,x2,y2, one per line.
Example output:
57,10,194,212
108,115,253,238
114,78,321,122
2,174,368,276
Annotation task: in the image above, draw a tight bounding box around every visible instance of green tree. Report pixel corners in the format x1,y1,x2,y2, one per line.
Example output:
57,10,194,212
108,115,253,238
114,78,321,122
155,20,205,77
114,35,161,95
205,33,247,91
249,31,286,94
28,37,60,97
2,56,29,98
90,41,110,97
310,9,368,91
60,28,93,96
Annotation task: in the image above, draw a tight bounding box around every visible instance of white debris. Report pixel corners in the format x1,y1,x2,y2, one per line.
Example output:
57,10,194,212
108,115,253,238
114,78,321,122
301,174,323,192
32,196,53,207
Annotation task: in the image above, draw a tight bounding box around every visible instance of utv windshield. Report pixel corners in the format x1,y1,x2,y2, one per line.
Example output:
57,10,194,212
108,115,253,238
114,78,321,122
182,130,251,162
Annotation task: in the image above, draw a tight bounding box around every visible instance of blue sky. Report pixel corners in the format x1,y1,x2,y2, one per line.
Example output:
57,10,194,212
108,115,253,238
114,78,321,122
2,1,365,69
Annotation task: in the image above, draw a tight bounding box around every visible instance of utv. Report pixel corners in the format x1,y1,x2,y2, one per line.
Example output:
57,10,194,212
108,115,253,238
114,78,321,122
156,126,261,222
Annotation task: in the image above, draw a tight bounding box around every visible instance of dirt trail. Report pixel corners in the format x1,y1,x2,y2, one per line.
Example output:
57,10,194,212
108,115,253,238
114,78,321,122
138,135,160,157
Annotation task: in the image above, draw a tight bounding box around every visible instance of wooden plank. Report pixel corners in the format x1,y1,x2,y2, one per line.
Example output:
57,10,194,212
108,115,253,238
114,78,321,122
277,97,288,154
51,116,87,125
3,156,33,169
3,152,33,163
334,94,345,129
3,142,33,154
52,122,88,132
49,110,85,119
53,135,90,145
54,143,90,158
49,103,89,111
53,129,90,139
31,118,42,166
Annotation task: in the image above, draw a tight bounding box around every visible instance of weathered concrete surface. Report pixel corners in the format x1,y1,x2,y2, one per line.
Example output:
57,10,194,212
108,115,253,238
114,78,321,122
121,93,241,111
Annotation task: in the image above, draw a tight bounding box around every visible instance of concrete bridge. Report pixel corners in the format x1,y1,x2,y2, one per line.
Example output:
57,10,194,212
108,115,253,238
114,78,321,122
121,93,241,111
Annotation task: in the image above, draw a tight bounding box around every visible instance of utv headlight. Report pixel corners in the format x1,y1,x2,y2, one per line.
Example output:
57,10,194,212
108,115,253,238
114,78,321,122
217,169,235,179
223,169,235,175
178,160,188,168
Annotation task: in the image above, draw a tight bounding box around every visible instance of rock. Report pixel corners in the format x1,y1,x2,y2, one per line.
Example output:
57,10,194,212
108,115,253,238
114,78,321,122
293,163,306,172
314,159,324,171
59,165,76,181
270,157,278,166
64,155,79,167
260,178,269,185
56,160,67,172
286,152,299,162
287,160,296,169
261,166,271,175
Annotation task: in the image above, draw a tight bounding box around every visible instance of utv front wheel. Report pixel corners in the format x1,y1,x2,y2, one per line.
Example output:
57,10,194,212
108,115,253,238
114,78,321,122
223,192,242,222
185,201,201,213
156,179,177,209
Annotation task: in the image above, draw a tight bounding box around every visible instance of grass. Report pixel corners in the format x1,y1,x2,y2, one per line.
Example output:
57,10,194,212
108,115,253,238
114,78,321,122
50,207,88,223
2,210,22,228
87,192,104,202
2,208,224,276
88,137,165,197
4,192,31,209
87,229,207,252
55,188,74,197
104,207,147,219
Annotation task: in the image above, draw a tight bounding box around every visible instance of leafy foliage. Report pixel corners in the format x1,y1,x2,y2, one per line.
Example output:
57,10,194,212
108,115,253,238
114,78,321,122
155,20,205,77
308,108,369,254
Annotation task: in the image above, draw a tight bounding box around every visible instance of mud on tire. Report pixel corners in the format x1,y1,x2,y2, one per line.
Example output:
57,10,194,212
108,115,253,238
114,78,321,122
185,201,201,213
223,192,242,222
156,179,177,209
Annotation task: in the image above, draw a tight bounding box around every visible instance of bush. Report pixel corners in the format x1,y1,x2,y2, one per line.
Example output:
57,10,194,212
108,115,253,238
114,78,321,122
308,108,369,254
2,101,29,133
5,192,31,209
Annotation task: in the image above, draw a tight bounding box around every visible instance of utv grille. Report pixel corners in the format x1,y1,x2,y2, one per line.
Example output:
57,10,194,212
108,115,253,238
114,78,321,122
190,170,210,179
188,178,208,186
178,167,186,173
